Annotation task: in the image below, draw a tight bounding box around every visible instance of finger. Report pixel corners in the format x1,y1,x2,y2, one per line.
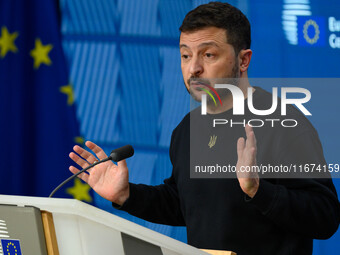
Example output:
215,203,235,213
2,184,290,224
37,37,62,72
237,137,245,158
86,141,108,160
73,145,98,164
245,125,256,150
69,165,89,183
250,125,257,148
245,124,252,140
117,159,128,171
69,152,91,169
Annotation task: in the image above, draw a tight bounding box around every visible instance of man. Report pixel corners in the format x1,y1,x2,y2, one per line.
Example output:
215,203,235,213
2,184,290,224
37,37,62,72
69,2,340,254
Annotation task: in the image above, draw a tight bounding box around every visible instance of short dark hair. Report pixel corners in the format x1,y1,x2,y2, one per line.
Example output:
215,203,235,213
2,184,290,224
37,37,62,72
179,2,251,54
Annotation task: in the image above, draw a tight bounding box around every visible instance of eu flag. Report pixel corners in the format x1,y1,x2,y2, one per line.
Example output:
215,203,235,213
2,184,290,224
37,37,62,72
0,0,92,202
297,16,326,47
1,239,22,255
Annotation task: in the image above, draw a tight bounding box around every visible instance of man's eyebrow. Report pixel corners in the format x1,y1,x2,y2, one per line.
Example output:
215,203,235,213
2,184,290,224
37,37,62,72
179,42,221,49
197,42,220,48
180,44,189,49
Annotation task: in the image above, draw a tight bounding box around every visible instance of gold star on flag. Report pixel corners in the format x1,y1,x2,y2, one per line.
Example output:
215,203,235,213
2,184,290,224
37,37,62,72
74,136,85,145
0,26,19,58
60,84,75,105
66,178,92,202
30,38,53,69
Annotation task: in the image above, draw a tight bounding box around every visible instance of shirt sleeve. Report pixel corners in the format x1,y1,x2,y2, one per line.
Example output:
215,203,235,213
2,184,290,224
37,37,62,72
246,131,340,239
112,176,185,226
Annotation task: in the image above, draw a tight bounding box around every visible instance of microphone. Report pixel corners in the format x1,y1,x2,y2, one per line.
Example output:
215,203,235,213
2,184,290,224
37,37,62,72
49,145,134,198
110,145,134,162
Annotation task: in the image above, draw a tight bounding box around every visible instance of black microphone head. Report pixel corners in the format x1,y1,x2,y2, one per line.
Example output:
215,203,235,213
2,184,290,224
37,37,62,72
110,145,134,162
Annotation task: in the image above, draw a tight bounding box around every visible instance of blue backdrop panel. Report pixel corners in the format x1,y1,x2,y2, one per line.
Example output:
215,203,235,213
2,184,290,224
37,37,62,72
159,0,192,37
119,44,161,146
63,40,121,142
62,0,118,34
118,0,161,36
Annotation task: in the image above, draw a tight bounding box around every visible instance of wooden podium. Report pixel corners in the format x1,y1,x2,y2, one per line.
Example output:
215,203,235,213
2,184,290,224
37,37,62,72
0,195,236,255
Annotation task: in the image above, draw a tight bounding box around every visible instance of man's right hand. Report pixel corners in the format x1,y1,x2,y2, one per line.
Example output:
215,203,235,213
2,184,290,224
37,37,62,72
69,141,130,206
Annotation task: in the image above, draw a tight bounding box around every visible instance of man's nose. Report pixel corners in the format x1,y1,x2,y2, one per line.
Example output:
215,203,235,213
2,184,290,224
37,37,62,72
189,57,203,77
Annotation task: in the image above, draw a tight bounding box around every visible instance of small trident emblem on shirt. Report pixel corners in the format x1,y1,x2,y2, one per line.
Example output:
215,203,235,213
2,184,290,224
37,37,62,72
208,135,217,148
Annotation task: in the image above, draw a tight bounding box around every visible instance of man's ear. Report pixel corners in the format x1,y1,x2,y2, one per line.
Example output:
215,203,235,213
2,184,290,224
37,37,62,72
238,49,252,73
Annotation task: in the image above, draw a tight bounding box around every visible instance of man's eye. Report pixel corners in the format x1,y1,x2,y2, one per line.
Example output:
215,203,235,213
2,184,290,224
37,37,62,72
205,53,214,58
182,54,189,59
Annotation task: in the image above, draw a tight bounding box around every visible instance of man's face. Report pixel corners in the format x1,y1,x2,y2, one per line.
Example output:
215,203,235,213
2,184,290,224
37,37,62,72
180,26,239,101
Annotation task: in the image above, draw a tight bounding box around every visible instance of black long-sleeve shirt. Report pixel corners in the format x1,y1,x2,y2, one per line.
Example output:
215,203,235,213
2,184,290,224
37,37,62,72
115,87,340,255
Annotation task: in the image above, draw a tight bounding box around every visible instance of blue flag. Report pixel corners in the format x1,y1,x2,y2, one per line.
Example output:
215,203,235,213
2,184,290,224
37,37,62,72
297,16,326,47
1,239,22,255
0,0,92,202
